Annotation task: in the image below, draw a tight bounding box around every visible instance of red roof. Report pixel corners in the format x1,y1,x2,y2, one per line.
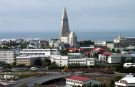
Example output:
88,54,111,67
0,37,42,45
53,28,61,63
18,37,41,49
66,75,90,81
92,47,105,51
102,52,112,56
84,52,91,55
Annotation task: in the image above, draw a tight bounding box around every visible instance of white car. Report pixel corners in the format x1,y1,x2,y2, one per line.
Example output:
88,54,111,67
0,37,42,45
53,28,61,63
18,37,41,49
30,67,38,71
123,63,135,68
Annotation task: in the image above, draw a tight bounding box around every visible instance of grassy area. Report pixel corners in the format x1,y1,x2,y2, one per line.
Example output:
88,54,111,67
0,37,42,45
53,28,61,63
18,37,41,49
16,72,47,79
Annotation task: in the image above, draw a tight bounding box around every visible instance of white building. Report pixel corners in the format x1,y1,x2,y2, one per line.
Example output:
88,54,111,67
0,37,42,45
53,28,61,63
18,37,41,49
50,53,96,66
66,75,100,87
94,41,106,46
106,41,114,49
60,8,77,47
20,48,59,57
0,50,15,64
98,53,121,63
49,39,59,48
68,58,95,66
50,55,68,66
16,48,60,66
115,74,135,87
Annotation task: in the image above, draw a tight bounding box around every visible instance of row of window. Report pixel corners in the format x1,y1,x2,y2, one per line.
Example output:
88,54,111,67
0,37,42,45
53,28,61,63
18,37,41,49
67,80,83,84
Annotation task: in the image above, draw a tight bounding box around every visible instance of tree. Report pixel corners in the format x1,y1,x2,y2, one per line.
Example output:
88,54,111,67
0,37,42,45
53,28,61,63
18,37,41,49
60,50,68,55
43,59,51,66
3,63,12,70
17,64,26,68
100,83,107,87
93,52,98,58
111,49,115,53
109,80,114,87
34,59,42,67
50,61,58,69
116,49,121,53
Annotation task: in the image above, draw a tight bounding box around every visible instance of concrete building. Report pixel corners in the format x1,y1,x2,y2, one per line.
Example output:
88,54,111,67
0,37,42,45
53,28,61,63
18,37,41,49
16,55,45,66
94,41,106,46
60,8,77,47
68,58,96,66
49,39,59,48
16,48,60,66
66,75,100,87
50,55,68,66
114,35,135,48
115,74,135,87
20,48,60,57
0,50,15,64
50,53,96,67
98,53,121,63
40,40,49,48
106,41,114,49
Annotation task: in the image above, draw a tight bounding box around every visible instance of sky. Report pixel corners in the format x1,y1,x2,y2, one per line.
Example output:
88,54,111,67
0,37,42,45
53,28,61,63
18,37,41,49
0,0,135,33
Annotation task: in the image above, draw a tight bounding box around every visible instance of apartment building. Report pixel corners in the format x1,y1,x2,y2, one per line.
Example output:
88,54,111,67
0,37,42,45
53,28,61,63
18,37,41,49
0,50,15,64
20,48,59,56
16,48,60,66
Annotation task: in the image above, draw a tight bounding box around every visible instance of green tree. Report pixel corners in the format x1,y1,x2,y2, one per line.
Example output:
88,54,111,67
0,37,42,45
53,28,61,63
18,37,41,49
34,59,42,67
43,59,51,66
111,49,115,53
60,50,68,55
50,61,58,69
109,80,114,87
17,64,26,68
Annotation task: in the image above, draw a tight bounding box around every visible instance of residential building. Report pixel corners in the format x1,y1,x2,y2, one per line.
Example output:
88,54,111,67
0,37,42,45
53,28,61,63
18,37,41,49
106,41,114,49
66,75,100,87
50,55,68,66
40,40,49,48
98,52,121,63
114,35,135,48
94,41,106,46
68,58,96,66
49,39,59,48
115,74,135,87
0,50,15,64
16,55,45,66
20,48,60,57
16,48,60,66
50,53,96,66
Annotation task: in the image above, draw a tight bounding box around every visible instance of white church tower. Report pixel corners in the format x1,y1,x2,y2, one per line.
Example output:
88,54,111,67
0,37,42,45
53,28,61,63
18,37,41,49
60,8,77,47
68,31,77,47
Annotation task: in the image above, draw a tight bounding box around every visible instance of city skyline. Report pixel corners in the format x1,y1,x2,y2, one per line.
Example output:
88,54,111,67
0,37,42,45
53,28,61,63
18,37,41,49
0,0,135,33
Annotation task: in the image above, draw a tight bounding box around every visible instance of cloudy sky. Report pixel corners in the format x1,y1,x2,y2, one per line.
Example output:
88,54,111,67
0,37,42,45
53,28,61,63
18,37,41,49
0,0,135,33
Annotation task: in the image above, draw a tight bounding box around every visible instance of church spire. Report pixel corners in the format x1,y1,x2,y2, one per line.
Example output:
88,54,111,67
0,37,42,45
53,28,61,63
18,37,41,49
60,8,70,37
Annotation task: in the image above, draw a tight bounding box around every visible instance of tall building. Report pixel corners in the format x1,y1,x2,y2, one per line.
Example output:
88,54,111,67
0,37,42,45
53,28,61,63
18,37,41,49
60,8,77,47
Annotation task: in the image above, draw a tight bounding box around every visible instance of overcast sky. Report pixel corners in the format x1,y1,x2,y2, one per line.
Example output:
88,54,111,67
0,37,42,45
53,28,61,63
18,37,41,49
0,0,135,33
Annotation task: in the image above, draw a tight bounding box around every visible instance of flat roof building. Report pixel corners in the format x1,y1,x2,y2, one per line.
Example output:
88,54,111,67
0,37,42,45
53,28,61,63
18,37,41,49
115,74,135,87
66,75,100,87
0,50,15,64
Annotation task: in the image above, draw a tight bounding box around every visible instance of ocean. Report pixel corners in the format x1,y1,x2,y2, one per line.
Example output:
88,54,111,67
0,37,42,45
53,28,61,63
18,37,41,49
0,31,135,41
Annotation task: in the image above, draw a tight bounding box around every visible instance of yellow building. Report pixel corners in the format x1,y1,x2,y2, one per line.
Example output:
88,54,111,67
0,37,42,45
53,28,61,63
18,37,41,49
16,55,45,66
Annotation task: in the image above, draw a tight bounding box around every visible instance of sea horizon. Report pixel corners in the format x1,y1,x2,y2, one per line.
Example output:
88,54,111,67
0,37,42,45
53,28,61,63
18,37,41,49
0,30,135,41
